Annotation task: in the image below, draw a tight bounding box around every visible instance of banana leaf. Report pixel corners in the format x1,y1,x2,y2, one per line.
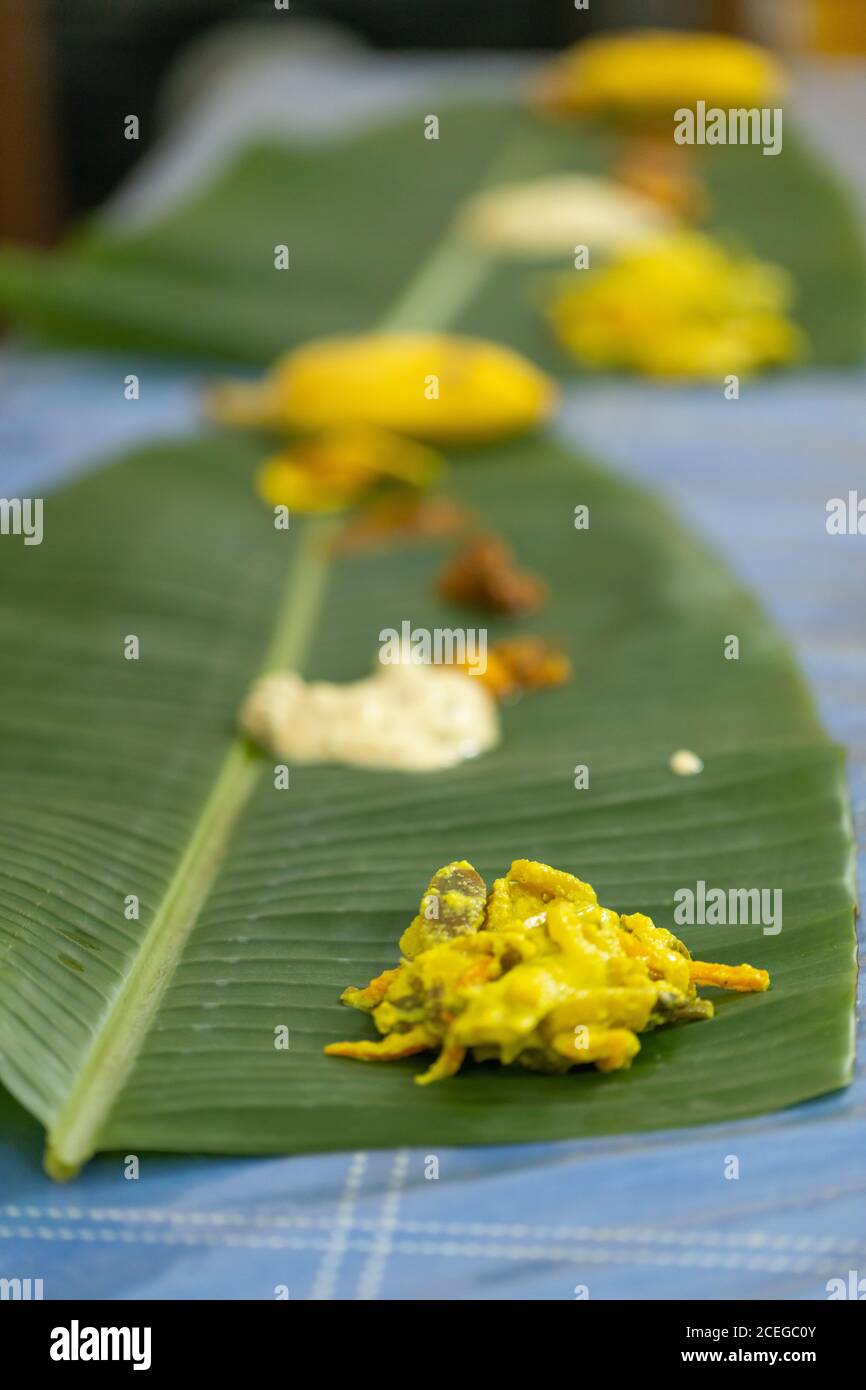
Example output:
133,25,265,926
0,430,857,1175
0,103,863,367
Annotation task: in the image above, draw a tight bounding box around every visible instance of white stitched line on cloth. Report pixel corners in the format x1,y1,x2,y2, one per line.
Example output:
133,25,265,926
0,1222,855,1278
2,1202,863,1258
355,1148,409,1300
308,1151,368,1302
390,1221,862,1256
0,1223,331,1252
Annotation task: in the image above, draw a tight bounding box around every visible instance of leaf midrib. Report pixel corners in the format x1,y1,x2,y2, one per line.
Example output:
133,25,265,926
44,520,336,1178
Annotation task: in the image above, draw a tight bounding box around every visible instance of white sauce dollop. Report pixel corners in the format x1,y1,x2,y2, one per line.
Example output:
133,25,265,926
458,174,676,259
240,662,500,773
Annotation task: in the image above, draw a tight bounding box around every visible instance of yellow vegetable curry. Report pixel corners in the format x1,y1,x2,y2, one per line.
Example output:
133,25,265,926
326,859,769,1085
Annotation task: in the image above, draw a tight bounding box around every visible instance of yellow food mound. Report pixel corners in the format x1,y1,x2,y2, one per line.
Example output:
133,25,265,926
532,29,784,120
547,233,804,379
207,333,556,444
256,426,441,514
326,859,769,1085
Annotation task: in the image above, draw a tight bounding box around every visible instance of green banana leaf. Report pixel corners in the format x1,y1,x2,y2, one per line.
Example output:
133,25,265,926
0,103,863,367
0,431,857,1175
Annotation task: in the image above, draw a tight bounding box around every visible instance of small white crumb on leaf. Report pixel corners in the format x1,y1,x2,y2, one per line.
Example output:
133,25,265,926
669,748,704,776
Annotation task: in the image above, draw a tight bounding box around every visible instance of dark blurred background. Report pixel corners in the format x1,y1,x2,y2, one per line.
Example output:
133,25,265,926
2,0,864,244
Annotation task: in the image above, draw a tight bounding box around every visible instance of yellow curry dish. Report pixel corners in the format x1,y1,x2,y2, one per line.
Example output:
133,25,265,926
206,332,557,444
529,29,785,123
326,859,769,1085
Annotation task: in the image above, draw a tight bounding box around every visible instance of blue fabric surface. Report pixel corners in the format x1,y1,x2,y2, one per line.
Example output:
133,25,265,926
0,352,863,1300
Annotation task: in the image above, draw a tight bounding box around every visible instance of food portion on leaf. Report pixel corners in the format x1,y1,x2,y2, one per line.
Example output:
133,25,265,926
240,662,499,773
669,748,705,777
255,427,441,514
614,139,710,223
530,29,784,123
457,173,677,259
333,493,468,553
547,232,804,379
326,858,769,1085
461,635,572,701
437,533,548,615
207,332,557,444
